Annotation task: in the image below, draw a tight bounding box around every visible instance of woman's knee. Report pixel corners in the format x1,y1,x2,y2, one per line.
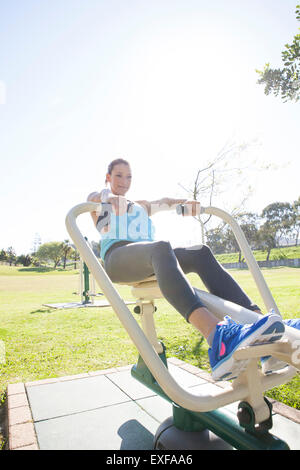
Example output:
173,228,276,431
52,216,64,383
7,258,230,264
197,244,213,258
153,240,172,251
151,240,174,258
190,244,219,269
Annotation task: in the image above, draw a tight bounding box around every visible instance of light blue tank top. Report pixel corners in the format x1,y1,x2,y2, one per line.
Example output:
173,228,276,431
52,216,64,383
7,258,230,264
96,201,155,260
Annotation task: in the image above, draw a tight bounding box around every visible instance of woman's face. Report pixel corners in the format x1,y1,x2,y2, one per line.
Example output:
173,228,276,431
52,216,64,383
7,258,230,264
106,163,132,196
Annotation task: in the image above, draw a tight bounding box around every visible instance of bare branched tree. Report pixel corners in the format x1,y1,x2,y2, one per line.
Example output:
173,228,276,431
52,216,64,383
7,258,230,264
178,140,269,241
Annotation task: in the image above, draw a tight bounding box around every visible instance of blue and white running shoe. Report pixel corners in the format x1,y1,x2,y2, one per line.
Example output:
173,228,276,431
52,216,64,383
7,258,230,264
208,313,285,381
261,318,300,374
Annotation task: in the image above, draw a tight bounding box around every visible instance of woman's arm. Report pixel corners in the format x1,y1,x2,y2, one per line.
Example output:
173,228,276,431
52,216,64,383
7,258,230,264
87,191,103,225
136,197,200,216
87,190,128,225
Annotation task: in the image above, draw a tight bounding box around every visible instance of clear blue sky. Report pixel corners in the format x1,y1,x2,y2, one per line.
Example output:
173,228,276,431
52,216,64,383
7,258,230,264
1,0,299,254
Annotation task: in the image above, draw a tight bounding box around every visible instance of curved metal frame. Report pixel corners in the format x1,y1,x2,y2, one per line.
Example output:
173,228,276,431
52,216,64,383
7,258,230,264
202,206,280,316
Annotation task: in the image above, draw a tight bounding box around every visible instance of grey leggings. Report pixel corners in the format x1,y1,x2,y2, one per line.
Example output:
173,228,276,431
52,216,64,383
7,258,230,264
104,240,260,322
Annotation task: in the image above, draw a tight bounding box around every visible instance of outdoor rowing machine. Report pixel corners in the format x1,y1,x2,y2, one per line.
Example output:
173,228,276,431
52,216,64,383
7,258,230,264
65,201,299,450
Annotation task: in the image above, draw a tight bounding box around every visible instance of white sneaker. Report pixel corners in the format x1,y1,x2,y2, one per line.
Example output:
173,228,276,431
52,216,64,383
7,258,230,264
261,318,300,374
261,355,287,375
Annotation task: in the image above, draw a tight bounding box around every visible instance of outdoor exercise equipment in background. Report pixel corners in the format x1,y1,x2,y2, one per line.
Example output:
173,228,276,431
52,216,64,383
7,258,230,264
65,201,300,450
43,238,135,310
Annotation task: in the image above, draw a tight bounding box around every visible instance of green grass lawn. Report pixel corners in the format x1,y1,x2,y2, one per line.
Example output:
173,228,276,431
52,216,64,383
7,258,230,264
215,245,300,264
0,264,299,437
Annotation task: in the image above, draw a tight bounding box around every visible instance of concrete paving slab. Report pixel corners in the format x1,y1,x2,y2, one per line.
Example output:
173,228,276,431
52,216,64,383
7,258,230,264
106,363,206,401
34,401,160,450
167,363,207,387
26,375,130,421
7,358,300,450
188,380,227,396
134,374,228,425
271,413,300,450
107,369,157,400
136,396,173,423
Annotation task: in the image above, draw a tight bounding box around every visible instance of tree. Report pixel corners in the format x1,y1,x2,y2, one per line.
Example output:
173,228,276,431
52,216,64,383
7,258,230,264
237,213,260,250
291,196,300,245
36,242,64,268
256,5,300,102
6,247,16,266
179,140,268,242
16,254,32,267
261,202,295,246
222,212,260,261
71,248,80,269
258,202,294,260
31,233,42,255
206,227,228,254
61,239,73,269
257,222,277,261
0,249,7,262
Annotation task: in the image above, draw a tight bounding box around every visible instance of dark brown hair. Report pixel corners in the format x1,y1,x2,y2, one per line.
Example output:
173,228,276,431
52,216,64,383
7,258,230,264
105,158,130,184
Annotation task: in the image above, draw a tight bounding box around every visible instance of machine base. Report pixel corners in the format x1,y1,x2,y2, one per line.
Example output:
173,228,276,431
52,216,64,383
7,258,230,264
153,417,233,450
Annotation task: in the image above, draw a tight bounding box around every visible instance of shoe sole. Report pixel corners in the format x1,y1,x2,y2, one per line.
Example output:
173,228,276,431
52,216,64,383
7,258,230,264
212,314,285,381
261,358,288,375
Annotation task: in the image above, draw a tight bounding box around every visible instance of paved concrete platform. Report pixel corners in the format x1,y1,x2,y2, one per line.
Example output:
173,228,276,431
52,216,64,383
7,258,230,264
6,358,300,450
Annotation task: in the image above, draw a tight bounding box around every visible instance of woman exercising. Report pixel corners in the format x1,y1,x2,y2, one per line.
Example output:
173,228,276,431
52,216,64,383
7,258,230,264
88,158,289,381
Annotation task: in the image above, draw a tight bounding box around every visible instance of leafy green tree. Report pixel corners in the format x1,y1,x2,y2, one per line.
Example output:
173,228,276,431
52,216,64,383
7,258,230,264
238,213,260,249
259,202,295,260
36,242,64,268
262,202,294,243
206,227,228,254
16,254,32,266
291,196,300,245
6,247,16,266
256,5,300,102
0,249,7,262
71,247,80,269
61,239,73,269
223,212,260,261
257,222,277,261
